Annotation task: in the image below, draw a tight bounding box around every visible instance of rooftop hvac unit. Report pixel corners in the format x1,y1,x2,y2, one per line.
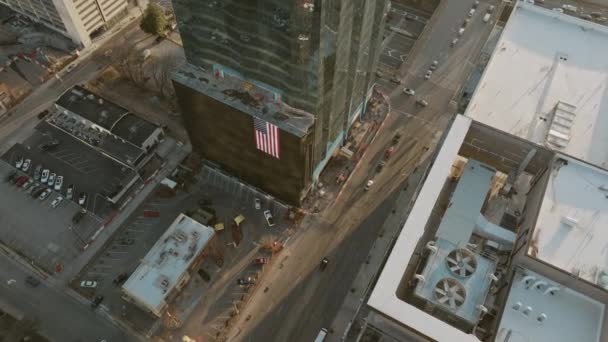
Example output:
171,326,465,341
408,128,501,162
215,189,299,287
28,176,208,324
434,278,466,310
446,249,477,278
561,215,578,228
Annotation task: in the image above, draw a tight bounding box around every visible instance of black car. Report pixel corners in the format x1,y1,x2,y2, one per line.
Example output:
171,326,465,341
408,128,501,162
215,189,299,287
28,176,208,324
25,276,40,287
32,187,46,198
320,257,329,270
113,273,129,286
237,277,256,286
91,295,104,308
5,171,17,182
72,209,86,224
40,140,59,151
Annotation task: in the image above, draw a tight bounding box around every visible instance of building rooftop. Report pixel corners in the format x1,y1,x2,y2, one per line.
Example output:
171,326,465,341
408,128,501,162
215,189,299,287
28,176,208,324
497,268,604,342
122,214,215,316
531,155,608,289
368,115,556,341
56,86,161,149
465,2,608,169
173,63,315,137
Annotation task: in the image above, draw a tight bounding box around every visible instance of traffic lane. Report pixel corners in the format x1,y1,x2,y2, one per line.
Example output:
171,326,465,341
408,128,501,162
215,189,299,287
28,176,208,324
401,0,482,73
241,185,403,342
0,253,132,342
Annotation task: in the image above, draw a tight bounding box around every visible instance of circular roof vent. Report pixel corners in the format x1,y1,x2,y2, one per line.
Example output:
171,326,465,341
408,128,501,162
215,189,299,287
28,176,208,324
446,248,477,278
434,278,466,310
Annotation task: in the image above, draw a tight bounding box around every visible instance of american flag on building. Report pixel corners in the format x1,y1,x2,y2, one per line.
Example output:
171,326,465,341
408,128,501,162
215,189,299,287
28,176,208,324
254,117,280,159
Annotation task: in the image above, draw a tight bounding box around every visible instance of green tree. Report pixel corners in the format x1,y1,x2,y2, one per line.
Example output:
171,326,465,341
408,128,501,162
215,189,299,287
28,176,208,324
140,3,167,36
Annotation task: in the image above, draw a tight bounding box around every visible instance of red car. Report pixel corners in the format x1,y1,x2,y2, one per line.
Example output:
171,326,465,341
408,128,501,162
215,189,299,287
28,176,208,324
16,176,29,187
384,146,396,160
253,258,268,265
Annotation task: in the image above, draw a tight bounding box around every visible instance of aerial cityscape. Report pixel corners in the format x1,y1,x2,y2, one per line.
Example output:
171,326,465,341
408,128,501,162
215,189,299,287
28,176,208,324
0,0,606,341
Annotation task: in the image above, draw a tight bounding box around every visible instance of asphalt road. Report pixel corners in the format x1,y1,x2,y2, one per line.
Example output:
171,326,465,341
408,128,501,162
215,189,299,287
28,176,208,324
219,1,499,342
0,251,131,342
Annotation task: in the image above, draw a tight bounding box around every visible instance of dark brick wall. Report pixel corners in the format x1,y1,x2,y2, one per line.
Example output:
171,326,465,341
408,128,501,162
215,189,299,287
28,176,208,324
174,81,312,205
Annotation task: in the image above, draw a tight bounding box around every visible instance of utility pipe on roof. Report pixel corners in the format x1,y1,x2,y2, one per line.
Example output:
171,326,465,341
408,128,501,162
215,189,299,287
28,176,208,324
474,214,516,246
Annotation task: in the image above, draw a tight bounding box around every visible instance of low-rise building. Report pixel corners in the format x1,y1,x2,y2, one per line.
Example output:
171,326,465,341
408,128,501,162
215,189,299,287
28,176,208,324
122,214,216,317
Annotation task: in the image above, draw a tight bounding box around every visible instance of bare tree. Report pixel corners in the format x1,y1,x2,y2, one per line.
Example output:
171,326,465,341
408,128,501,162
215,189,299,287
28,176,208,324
149,54,183,98
108,47,148,87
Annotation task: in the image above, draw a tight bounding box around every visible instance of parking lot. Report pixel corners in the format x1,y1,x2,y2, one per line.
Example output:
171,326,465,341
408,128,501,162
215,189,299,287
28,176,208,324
0,160,100,274
1,121,139,216
72,165,291,335
378,3,429,73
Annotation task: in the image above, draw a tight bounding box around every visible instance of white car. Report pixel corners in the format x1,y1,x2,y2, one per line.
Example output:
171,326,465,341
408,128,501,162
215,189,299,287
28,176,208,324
41,169,50,183
39,188,52,201
22,159,31,172
364,179,374,191
51,196,64,208
424,70,432,79
403,88,415,96
48,173,56,186
54,176,63,191
264,210,275,227
80,280,97,288
66,63,78,72
429,60,439,70
553,8,564,13
78,192,87,206
15,157,23,168
254,198,261,210
66,184,74,200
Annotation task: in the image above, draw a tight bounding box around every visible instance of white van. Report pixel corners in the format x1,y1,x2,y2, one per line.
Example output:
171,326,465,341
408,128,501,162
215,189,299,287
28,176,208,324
483,13,491,23
315,328,328,342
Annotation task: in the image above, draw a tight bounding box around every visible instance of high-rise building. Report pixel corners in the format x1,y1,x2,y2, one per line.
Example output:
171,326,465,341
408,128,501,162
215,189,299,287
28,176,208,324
172,0,389,204
0,0,145,47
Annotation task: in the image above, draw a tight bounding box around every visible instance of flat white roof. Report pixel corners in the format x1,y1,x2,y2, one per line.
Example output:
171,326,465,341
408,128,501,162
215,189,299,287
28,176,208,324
531,155,608,288
122,214,214,316
465,3,608,169
368,115,482,341
497,268,604,342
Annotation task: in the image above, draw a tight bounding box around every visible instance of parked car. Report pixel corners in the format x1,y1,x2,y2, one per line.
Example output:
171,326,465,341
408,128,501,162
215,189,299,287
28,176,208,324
237,277,256,286
41,169,50,183
40,140,60,151
390,75,403,84
91,295,104,309
263,210,275,227
254,198,261,210
39,188,52,201
22,159,31,172
392,132,402,145
33,165,42,181
81,280,97,288
66,184,74,200
72,209,86,224
430,60,439,70
78,192,87,206
54,176,63,191
253,258,268,265
451,38,459,46
403,88,415,96
16,176,29,187
32,187,46,198
28,183,41,194
416,98,429,107
5,171,17,183
384,146,396,160
51,196,64,208
66,63,78,73
15,156,23,168
22,179,34,190
364,179,374,191
120,238,135,245
113,273,129,286
25,276,40,287
47,173,56,186
11,175,24,185
424,70,432,79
